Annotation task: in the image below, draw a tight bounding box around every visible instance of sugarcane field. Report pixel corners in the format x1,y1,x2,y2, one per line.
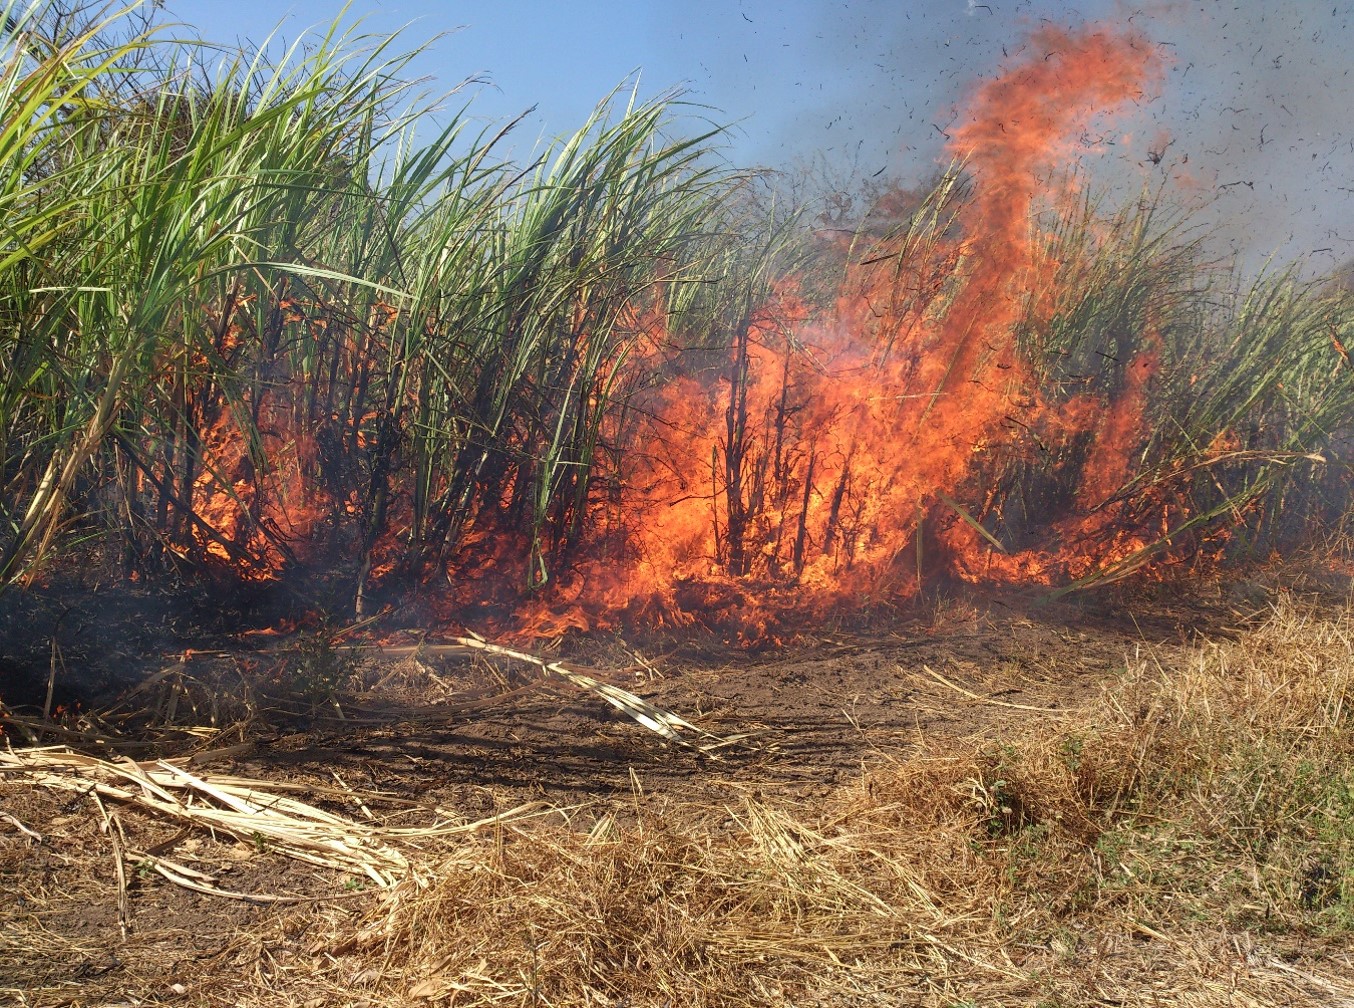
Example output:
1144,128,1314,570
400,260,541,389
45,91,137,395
1,3,1352,1006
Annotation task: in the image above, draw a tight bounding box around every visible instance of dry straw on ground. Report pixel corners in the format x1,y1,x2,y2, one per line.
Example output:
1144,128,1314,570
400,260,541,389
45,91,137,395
206,592,1350,1007
0,748,551,892
3,592,1351,1006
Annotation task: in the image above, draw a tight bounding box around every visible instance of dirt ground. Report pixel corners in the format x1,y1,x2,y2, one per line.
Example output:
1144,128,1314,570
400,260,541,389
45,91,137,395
0,574,1294,1005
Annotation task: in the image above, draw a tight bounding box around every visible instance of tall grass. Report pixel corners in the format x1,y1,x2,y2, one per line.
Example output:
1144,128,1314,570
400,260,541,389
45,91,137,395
0,1,1348,617
1018,187,1354,584
823,176,1351,591
0,1,768,609
0,1,450,586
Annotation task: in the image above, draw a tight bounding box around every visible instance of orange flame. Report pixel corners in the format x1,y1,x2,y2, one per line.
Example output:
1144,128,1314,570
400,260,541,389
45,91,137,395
175,23,1194,644
497,23,1167,641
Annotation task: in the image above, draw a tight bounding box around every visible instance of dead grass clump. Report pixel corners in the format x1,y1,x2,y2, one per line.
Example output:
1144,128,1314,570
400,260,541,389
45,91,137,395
1098,592,1354,930
322,800,975,1006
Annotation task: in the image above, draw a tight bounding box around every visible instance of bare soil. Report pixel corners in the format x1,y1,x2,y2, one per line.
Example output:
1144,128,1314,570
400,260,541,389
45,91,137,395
0,574,1298,1005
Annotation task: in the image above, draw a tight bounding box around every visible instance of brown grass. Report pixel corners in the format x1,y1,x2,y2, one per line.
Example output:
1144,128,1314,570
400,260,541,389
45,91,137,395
5,590,1353,1006
195,591,1351,1007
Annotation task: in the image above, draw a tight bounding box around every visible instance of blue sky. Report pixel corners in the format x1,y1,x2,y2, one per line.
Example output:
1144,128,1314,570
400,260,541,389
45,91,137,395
162,1,1354,275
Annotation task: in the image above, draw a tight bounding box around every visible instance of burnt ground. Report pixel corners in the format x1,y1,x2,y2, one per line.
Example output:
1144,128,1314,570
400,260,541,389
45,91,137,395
0,572,1312,1005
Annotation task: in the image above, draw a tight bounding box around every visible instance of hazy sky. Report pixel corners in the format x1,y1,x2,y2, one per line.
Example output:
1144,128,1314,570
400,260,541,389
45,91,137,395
163,1,1354,276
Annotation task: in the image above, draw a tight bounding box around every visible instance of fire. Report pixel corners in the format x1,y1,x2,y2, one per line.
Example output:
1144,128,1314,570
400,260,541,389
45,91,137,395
173,21,1200,642
503,23,1168,640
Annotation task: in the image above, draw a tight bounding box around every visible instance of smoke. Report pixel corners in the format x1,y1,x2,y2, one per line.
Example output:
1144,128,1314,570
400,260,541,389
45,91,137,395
1142,1,1354,275
657,0,1354,278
